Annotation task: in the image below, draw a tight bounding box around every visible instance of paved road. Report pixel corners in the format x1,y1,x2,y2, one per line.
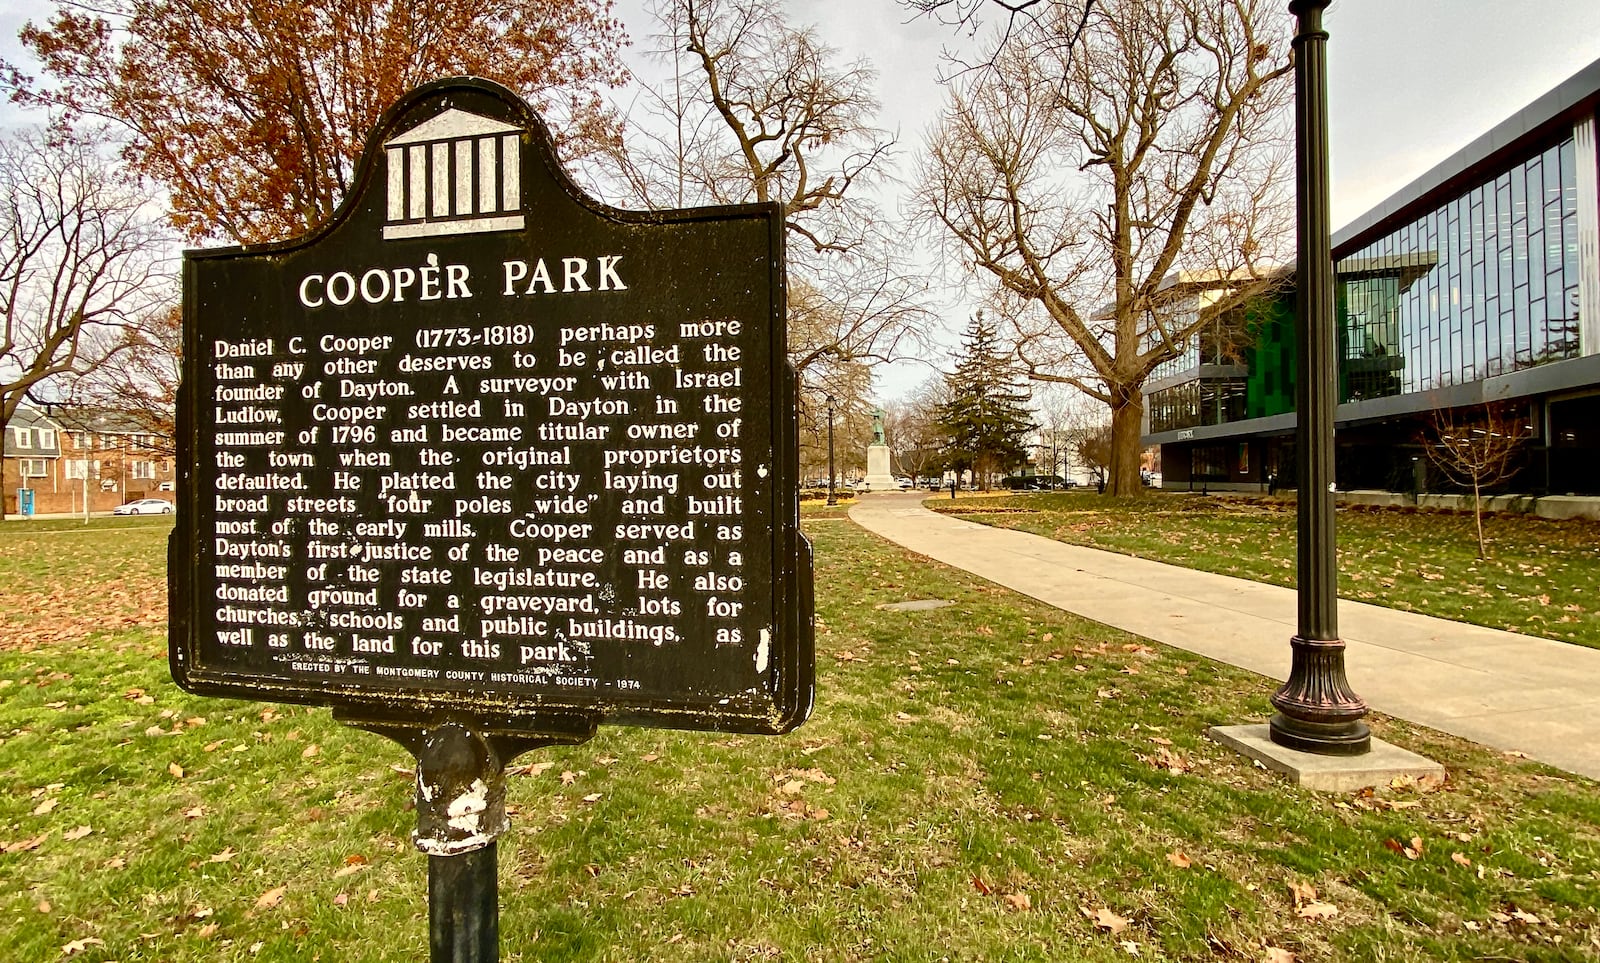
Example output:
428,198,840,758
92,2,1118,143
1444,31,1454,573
849,491,1600,781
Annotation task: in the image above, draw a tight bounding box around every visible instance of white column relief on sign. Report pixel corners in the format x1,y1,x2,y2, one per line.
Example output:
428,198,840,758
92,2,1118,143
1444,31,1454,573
385,109,525,240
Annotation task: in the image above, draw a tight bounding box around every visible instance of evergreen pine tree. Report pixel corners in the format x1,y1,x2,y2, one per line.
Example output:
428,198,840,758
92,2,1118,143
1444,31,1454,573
936,312,1035,488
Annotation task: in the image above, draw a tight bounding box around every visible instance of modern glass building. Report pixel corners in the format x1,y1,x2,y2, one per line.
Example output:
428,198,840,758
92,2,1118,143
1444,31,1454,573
1144,57,1600,497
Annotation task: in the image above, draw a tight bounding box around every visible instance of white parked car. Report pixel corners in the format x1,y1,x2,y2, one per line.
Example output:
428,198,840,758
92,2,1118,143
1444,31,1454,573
114,498,174,515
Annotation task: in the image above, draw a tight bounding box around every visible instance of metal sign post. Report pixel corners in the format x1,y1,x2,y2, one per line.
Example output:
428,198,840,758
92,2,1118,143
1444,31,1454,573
172,78,813,960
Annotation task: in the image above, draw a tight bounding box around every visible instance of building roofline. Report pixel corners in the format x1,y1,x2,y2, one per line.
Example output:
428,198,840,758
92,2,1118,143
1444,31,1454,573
1332,56,1600,255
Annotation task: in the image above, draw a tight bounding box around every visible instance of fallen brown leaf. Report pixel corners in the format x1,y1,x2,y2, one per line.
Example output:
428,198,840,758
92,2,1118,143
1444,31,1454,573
1297,901,1338,920
1142,746,1192,774
4,833,50,853
1086,906,1130,934
1383,837,1422,859
1287,880,1318,905
1166,851,1191,869
255,885,286,909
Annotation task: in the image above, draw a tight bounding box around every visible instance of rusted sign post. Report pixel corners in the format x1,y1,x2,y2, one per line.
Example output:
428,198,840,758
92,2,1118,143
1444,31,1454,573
171,78,813,961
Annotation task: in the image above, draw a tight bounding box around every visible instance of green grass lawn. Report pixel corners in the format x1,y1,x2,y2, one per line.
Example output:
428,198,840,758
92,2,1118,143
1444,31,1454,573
2,515,1597,961
940,491,1600,649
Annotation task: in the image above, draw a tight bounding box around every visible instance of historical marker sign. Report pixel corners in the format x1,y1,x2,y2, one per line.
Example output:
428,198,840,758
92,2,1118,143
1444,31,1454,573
171,78,813,735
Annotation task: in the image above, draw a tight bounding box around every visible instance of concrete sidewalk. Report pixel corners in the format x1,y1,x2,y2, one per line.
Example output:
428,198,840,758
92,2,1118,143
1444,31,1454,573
849,491,1600,781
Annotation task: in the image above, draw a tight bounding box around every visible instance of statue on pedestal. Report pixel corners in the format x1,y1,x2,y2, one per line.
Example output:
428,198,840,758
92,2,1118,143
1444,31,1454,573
864,408,895,490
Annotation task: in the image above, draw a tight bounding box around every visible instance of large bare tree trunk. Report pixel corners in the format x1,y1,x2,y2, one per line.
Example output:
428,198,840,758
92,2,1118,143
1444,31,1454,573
1107,389,1144,496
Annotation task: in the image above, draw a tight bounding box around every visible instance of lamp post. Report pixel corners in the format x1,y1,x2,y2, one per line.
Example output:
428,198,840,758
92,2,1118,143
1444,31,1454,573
1271,0,1370,755
825,395,838,507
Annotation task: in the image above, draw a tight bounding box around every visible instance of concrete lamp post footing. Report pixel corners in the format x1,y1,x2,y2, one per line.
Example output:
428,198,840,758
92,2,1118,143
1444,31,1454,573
1208,724,1444,793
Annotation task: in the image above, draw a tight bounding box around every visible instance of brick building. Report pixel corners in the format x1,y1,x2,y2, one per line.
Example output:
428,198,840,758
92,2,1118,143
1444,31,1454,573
3,405,175,515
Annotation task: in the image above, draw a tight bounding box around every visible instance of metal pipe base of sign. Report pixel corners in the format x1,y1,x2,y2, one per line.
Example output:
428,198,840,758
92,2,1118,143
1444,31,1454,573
336,710,597,963
430,844,499,963
412,724,507,963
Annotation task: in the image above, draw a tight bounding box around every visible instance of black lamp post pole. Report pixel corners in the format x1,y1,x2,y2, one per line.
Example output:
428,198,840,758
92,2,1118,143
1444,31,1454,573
1270,0,1371,755
825,396,838,506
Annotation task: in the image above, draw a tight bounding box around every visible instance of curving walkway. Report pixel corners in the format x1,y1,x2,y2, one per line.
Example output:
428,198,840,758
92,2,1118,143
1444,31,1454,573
849,491,1600,781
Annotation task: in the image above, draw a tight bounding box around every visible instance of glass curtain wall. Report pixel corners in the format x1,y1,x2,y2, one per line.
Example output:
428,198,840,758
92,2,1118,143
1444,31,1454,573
1336,136,1581,398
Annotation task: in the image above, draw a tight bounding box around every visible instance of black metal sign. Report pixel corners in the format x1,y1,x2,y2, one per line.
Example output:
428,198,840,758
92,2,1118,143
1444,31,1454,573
171,78,813,736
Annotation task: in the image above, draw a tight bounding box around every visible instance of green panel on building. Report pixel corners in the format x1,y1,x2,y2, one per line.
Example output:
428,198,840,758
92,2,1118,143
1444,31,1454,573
1243,292,1296,419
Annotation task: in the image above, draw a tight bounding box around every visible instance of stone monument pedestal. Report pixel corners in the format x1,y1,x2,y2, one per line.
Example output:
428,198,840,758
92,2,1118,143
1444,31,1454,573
864,444,896,490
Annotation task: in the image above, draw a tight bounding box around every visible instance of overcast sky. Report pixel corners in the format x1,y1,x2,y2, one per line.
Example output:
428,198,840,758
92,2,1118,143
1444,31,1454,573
607,0,1600,228
4,0,1598,399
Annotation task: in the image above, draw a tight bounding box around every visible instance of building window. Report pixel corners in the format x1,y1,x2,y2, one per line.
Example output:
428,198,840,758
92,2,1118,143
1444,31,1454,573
132,460,156,480
19,458,47,477
37,429,55,449
1149,382,1201,433
1191,444,1231,480
13,427,30,449
65,459,99,480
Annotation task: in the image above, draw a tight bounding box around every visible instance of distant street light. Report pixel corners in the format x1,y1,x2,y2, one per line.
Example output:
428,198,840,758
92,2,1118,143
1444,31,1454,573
1271,0,1371,755
825,395,838,507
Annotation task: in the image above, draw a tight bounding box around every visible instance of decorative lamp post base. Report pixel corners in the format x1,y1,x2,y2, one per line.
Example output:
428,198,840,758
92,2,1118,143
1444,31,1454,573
1268,635,1371,756
1268,713,1371,756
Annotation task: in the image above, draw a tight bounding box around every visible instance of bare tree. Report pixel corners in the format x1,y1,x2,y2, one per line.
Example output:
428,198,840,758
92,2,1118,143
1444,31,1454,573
914,0,1293,495
1422,403,1532,559
1,127,168,518
594,0,933,382
1030,383,1088,480
1069,420,1114,493
902,0,1096,80
67,301,181,456
798,357,873,485
882,377,952,484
